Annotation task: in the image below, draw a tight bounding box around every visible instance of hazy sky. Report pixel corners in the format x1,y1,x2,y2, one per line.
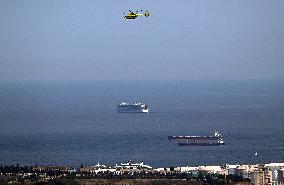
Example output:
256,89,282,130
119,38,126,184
0,0,284,81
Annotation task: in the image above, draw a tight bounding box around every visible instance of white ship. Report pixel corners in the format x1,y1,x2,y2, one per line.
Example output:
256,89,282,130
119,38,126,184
117,102,149,113
115,160,152,169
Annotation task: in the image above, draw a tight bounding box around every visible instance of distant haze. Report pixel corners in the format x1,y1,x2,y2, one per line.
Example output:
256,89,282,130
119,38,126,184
0,0,284,81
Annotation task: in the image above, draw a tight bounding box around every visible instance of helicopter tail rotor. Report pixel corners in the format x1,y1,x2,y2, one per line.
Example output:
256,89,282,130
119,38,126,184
144,10,150,17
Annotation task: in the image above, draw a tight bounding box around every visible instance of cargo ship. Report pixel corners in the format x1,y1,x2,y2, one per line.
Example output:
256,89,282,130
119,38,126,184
168,131,225,146
117,102,149,113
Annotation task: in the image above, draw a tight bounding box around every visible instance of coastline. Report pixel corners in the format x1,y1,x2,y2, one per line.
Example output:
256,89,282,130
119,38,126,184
0,162,282,185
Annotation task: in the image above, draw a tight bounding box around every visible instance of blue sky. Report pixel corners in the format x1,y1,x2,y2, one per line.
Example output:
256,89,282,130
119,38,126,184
0,0,284,81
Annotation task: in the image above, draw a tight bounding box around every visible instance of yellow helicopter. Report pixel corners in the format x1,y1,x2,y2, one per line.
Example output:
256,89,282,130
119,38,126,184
123,10,150,20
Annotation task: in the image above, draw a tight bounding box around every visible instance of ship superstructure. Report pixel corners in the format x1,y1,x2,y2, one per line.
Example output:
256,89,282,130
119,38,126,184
117,102,149,113
115,160,152,169
168,131,225,146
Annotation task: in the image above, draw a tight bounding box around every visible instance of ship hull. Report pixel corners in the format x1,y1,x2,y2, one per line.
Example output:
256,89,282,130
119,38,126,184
178,143,225,146
168,136,220,140
117,109,149,113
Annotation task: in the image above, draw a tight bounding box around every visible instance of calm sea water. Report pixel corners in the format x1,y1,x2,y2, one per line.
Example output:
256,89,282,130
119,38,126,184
0,80,283,167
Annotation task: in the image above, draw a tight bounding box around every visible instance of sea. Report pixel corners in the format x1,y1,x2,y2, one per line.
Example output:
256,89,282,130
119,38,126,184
0,80,283,168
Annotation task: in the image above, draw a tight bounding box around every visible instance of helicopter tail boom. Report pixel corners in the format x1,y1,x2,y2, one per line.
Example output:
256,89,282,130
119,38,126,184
136,10,150,17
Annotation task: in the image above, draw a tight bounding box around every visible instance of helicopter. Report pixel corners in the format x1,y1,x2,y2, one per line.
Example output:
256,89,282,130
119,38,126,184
123,10,150,20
